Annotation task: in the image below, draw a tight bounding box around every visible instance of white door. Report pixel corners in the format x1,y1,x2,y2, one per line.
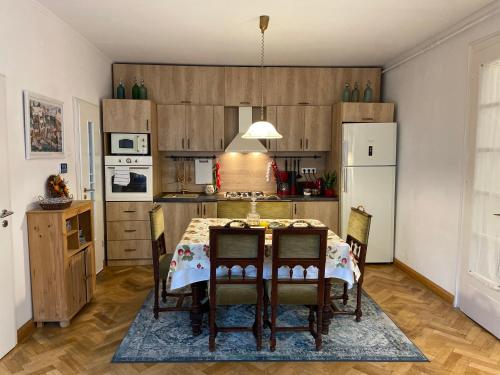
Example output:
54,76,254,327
0,74,17,358
341,166,396,263
343,123,397,167
459,36,500,338
75,99,104,273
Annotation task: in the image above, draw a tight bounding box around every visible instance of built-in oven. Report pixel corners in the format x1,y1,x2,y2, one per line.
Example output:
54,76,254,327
105,156,153,201
110,133,149,155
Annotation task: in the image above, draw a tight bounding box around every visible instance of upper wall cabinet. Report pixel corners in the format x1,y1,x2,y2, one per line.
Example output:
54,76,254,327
113,65,225,105
103,99,153,133
224,67,263,106
338,102,394,123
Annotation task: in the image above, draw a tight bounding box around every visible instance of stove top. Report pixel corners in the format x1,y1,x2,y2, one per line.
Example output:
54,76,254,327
223,191,279,200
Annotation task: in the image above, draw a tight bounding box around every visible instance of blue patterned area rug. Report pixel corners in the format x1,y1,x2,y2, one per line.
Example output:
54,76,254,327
113,287,427,363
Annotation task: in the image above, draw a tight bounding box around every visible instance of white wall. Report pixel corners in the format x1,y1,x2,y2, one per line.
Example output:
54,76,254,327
383,12,500,294
0,0,111,328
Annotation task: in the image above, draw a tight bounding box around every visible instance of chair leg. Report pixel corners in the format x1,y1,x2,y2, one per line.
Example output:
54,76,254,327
316,305,323,351
355,280,363,322
342,282,349,305
161,279,167,303
256,301,262,351
308,306,315,333
209,304,216,352
263,291,270,329
154,279,160,320
270,303,277,352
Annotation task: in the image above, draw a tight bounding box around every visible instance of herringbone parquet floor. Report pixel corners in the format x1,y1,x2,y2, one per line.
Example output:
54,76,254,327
1,265,499,374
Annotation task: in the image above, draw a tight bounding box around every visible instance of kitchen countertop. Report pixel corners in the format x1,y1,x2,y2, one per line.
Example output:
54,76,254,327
153,193,338,203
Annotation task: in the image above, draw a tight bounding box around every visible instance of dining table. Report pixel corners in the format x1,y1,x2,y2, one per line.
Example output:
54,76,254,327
168,218,360,336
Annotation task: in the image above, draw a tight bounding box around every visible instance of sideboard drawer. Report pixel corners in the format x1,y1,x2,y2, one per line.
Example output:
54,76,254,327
107,240,151,259
106,220,151,240
106,202,153,221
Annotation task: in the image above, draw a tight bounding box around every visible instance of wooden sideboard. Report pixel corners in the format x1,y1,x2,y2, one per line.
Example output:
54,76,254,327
27,201,96,328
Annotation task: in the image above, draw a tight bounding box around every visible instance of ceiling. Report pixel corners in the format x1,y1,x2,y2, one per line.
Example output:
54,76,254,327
38,0,493,66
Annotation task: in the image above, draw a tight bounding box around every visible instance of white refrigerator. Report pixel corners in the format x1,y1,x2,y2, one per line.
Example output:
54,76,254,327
340,122,397,263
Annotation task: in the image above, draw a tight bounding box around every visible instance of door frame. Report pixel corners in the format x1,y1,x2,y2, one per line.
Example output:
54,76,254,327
456,32,500,318
73,97,106,271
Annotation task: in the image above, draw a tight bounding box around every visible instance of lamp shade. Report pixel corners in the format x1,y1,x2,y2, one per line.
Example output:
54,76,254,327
242,120,283,139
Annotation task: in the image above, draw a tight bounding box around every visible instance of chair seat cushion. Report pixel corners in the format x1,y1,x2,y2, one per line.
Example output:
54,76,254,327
265,280,318,305
210,283,258,305
159,254,171,279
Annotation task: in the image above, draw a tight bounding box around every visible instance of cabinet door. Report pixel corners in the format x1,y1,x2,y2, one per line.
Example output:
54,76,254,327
262,106,277,151
341,103,394,123
157,104,186,151
65,251,87,318
276,106,305,151
265,68,308,105
106,202,153,221
186,105,214,151
170,66,224,105
162,203,200,254
293,201,339,233
202,202,217,218
213,106,225,151
106,221,151,241
84,245,96,302
304,106,332,151
103,99,152,133
225,67,262,106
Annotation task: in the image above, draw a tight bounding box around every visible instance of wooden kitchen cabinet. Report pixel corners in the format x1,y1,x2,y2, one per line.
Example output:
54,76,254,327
275,105,332,152
224,67,262,106
27,201,96,327
158,104,224,151
161,202,200,253
169,66,225,105
202,202,218,218
339,102,394,123
292,201,339,234
103,99,154,133
217,201,292,219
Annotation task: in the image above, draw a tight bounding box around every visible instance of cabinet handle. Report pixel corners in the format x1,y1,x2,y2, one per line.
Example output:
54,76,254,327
197,204,200,216
305,139,309,149
240,101,250,105
187,138,190,149
146,119,149,131
298,102,309,105
124,229,136,233
361,117,374,121
220,138,223,150
124,248,136,252
123,210,136,213
300,139,303,149
182,138,185,149
203,205,206,217
294,204,297,215
181,100,191,104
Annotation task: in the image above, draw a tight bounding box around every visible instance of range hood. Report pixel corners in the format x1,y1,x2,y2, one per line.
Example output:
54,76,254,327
225,107,268,153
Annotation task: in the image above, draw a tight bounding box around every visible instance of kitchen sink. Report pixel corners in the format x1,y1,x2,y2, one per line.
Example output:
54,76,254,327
162,193,200,199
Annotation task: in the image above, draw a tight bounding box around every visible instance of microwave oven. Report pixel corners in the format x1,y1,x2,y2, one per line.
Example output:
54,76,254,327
110,133,148,155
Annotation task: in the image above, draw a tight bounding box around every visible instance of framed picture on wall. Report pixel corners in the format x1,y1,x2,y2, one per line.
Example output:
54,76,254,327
23,91,64,159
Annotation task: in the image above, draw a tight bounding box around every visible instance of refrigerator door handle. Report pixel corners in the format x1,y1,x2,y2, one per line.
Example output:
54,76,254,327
342,141,348,165
343,168,348,193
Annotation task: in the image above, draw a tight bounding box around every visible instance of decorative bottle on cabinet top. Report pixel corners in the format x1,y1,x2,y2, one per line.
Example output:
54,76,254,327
116,79,126,99
246,193,260,226
363,80,373,103
138,79,148,100
132,77,140,99
351,82,360,102
341,83,351,102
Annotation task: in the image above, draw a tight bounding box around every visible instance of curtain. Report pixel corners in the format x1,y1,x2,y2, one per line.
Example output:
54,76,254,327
469,59,500,288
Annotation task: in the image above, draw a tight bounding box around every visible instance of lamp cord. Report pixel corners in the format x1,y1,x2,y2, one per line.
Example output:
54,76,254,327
260,30,265,121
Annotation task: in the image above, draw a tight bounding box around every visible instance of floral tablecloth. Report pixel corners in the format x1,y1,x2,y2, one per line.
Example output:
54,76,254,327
169,218,360,291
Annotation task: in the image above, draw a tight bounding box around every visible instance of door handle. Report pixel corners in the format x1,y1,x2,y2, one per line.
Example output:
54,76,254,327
343,168,348,193
83,187,94,193
124,229,136,233
1,209,14,219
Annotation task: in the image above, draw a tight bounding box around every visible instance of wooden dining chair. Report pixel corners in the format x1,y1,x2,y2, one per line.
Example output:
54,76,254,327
208,222,266,352
149,205,192,319
331,206,372,322
264,223,328,351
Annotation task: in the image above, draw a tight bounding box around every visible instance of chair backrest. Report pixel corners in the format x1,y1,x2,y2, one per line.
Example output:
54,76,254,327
346,206,372,274
149,205,166,267
271,225,328,297
209,222,266,287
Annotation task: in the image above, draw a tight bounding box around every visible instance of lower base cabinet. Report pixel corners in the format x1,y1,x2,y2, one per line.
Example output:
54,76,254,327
292,201,339,233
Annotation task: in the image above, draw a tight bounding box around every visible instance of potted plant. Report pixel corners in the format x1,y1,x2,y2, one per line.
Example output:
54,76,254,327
322,171,337,197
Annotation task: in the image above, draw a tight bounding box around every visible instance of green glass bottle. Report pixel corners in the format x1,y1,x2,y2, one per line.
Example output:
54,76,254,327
351,82,360,102
131,77,140,100
116,79,126,99
363,80,373,103
138,79,148,100
341,83,351,102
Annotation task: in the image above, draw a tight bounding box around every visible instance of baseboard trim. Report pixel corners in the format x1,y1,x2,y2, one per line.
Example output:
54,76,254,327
394,258,454,305
17,319,36,344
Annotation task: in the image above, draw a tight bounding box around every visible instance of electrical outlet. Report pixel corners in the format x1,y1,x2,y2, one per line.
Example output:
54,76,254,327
301,167,317,174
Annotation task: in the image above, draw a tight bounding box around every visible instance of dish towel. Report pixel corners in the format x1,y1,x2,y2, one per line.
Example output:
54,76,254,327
114,166,131,186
